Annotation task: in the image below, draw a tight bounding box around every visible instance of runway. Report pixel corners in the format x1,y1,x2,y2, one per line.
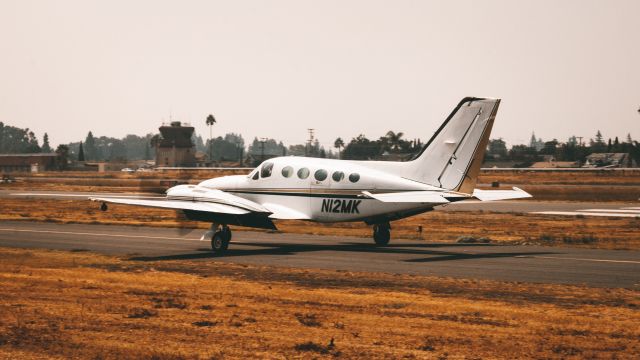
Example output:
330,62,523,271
0,220,638,289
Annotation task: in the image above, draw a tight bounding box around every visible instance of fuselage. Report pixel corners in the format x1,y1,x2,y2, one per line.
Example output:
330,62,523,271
191,156,446,223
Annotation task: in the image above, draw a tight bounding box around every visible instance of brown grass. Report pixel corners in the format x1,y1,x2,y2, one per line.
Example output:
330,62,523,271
2,198,639,250
0,247,638,359
478,169,640,185
4,169,639,201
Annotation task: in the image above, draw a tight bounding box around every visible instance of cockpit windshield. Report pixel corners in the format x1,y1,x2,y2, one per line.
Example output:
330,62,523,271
260,162,274,178
248,169,259,180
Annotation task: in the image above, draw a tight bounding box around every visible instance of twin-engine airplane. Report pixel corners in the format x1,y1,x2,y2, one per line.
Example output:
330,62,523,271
92,97,531,254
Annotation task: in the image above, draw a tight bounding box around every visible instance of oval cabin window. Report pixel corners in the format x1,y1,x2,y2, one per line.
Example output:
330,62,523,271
314,169,328,181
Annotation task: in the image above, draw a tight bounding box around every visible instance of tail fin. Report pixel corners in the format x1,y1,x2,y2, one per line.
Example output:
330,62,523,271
404,97,500,193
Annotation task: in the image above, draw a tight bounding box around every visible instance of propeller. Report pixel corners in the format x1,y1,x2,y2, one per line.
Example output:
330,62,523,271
124,170,200,237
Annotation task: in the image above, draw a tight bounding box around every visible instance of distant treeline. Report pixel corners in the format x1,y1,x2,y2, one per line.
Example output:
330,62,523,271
0,122,52,153
484,132,640,167
1,121,638,166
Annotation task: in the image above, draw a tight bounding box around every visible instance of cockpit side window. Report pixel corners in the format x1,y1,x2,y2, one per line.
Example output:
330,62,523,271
248,169,259,180
260,162,274,178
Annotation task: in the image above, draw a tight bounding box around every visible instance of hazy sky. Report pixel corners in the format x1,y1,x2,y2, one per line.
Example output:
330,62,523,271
1,0,639,148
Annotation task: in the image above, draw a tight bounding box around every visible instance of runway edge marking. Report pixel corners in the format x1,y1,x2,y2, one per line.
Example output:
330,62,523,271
0,228,204,242
516,255,640,265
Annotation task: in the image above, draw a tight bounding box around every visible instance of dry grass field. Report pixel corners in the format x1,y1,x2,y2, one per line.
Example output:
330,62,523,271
1,198,639,250
477,169,640,186
0,247,638,359
3,169,640,201
11,168,639,184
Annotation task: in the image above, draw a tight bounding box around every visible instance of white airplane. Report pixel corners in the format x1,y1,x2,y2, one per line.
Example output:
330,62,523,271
92,97,531,254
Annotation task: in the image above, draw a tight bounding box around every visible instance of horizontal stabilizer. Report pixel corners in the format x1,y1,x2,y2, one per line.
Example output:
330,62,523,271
362,191,450,204
472,187,532,201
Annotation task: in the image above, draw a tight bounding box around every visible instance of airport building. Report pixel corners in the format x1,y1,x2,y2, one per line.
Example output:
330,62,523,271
0,153,58,173
154,121,197,167
584,153,636,168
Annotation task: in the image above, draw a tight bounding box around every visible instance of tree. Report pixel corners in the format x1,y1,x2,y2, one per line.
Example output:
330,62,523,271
385,131,405,152
206,114,216,160
0,122,41,153
342,134,380,160
107,139,127,161
540,139,559,155
55,144,69,170
25,130,40,153
41,133,52,153
207,133,247,162
84,131,97,161
590,130,606,153
78,142,85,161
487,138,508,159
334,137,344,159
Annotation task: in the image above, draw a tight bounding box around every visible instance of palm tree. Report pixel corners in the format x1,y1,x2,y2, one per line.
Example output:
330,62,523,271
386,131,404,152
334,137,345,159
206,114,216,160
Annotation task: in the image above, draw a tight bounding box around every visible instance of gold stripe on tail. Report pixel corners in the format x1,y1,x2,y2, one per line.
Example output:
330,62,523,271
455,99,500,194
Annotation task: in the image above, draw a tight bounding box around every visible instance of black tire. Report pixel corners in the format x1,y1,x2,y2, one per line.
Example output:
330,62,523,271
373,224,391,246
221,225,232,242
211,231,227,254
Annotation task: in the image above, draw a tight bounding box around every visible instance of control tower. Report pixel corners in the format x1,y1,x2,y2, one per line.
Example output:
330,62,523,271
155,121,196,167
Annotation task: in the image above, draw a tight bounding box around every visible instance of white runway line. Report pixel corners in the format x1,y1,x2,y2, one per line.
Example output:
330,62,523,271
516,255,640,265
0,228,203,242
580,209,640,213
532,211,640,218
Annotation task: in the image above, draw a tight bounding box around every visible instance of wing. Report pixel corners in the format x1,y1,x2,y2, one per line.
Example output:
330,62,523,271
91,185,277,230
472,187,532,201
89,197,250,214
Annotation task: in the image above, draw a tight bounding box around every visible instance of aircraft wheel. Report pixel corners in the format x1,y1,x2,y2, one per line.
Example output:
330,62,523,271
373,223,391,246
211,231,228,254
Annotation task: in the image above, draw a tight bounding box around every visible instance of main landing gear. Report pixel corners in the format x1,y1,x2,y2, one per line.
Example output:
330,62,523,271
203,224,232,254
372,222,391,246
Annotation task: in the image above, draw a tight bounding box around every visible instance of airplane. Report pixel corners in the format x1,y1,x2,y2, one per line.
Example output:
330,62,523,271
92,97,531,254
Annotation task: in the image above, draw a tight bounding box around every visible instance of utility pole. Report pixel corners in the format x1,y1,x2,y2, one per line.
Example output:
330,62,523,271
577,136,584,146
259,138,267,162
237,144,244,166
306,128,315,157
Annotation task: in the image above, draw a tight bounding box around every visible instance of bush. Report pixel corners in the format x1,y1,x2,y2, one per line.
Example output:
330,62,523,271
294,341,329,354
456,236,491,244
295,313,322,327
127,308,158,319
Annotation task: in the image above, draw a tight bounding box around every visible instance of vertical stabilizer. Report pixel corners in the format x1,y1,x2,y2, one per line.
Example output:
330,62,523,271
403,97,500,193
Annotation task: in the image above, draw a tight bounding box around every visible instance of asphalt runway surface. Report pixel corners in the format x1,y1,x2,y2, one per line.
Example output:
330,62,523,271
0,221,638,289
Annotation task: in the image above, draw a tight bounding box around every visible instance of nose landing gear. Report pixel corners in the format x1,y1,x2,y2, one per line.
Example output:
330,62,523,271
372,222,391,246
